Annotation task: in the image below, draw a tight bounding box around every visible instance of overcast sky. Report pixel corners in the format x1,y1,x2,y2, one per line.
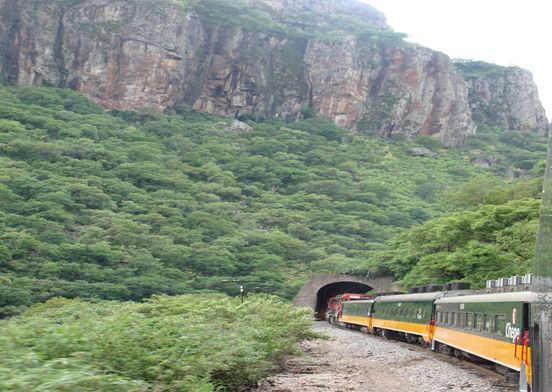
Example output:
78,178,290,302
362,0,551,120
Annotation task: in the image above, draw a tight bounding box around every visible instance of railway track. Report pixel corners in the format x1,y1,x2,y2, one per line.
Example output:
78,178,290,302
331,321,517,391
256,321,514,391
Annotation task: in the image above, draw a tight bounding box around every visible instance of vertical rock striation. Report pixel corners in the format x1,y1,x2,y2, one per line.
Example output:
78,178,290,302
455,61,550,136
305,40,475,146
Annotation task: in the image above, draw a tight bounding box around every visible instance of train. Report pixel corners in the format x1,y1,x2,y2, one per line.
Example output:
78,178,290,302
327,276,538,391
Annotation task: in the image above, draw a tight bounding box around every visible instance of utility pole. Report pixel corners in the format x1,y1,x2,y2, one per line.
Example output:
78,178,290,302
221,279,261,303
531,130,552,392
255,286,271,299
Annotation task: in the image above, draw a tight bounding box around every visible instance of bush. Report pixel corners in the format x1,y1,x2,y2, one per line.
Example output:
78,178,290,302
414,135,442,150
0,295,316,391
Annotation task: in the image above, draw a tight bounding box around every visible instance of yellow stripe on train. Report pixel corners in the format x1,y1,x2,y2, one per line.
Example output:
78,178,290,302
371,317,432,342
433,326,531,373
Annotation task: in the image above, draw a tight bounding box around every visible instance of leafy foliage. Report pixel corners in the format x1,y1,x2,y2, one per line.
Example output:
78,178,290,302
0,295,315,391
453,59,509,79
365,183,541,289
171,0,407,44
0,83,547,315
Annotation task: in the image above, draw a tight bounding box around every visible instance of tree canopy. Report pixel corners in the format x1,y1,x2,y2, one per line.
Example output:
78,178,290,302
0,84,547,315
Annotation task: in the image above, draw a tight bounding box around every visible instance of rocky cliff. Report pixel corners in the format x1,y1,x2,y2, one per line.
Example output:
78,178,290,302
455,60,549,136
0,0,546,146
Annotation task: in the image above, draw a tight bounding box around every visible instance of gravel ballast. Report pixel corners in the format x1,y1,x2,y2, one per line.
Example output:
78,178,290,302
255,322,516,392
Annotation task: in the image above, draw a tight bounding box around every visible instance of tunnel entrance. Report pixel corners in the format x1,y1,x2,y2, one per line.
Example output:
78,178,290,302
315,281,373,320
292,273,394,315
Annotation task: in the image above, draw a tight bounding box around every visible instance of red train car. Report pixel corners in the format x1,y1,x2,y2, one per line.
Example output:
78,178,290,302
325,293,373,324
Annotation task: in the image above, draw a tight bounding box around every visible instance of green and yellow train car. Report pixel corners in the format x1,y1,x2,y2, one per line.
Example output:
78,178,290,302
339,300,374,331
433,291,534,387
372,292,442,344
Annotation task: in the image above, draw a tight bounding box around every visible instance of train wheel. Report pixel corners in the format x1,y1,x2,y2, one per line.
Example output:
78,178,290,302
405,334,416,344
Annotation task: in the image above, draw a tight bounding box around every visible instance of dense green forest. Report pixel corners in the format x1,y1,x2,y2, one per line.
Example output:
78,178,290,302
368,177,542,288
0,84,547,316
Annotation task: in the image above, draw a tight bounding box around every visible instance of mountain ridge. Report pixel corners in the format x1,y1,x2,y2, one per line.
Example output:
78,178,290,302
0,0,548,145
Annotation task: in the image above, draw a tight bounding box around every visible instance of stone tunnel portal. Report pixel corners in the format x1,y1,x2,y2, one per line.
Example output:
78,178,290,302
315,281,372,320
292,273,395,319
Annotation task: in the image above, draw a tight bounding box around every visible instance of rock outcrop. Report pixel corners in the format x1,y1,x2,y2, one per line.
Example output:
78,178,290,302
455,61,549,136
0,0,547,146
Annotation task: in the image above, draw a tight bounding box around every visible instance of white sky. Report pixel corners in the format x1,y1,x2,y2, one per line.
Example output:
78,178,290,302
362,0,552,120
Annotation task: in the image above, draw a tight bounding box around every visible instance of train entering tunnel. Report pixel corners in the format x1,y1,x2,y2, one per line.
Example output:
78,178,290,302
315,281,372,320
292,273,395,318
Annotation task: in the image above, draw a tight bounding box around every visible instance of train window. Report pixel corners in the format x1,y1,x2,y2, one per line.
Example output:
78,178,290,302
466,313,473,329
474,313,483,330
445,312,450,325
437,311,442,324
458,312,465,328
494,315,505,335
484,314,493,333
451,312,457,326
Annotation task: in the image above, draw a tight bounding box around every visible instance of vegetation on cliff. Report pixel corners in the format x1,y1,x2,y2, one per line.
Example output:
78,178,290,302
172,0,406,43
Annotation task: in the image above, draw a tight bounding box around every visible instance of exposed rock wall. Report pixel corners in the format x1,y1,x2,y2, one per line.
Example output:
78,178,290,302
462,66,549,135
0,0,546,146
305,40,475,146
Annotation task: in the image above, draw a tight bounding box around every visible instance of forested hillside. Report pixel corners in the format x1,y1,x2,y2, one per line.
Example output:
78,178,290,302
0,84,547,316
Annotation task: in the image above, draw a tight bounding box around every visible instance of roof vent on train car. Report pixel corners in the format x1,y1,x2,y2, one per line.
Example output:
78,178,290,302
450,282,470,290
486,279,497,289
377,291,405,296
495,278,509,288
408,287,419,294
425,285,442,292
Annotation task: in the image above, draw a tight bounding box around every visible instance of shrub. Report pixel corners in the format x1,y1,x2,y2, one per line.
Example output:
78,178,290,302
0,295,316,391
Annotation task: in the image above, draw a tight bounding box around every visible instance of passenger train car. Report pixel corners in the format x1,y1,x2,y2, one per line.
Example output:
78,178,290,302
433,291,533,386
334,284,536,391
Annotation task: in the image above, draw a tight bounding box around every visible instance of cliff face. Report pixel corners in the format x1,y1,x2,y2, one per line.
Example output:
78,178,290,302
0,0,545,146
305,40,474,146
455,61,549,136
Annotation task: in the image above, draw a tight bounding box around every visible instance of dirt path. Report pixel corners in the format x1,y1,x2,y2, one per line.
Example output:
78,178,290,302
255,322,516,392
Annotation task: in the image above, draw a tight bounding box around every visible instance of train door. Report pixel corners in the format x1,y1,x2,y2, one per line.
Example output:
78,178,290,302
520,303,530,392
522,303,529,335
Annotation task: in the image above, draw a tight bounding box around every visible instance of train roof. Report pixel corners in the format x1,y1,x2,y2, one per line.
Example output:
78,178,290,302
375,292,445,302
342,299,374,304
435,291,538,304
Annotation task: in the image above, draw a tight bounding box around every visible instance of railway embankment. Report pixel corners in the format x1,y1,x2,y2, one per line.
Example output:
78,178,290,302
255,322,515,392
